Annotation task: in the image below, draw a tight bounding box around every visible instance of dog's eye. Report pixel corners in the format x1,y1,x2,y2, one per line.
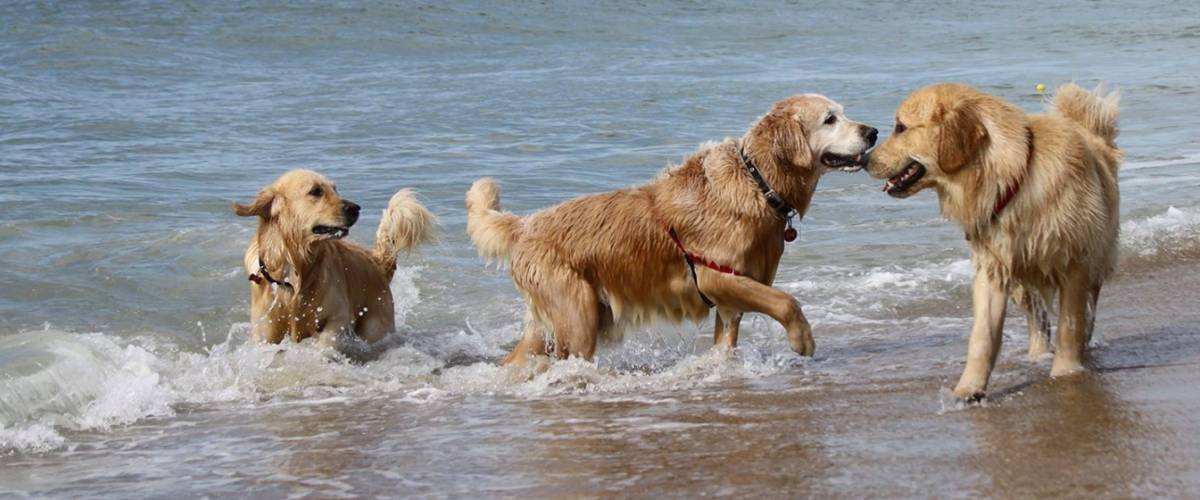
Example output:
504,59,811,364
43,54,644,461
308,186,324,198
894,121,907,134
824,115,837,126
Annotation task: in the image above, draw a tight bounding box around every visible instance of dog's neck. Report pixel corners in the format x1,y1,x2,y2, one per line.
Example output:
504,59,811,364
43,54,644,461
939,120,1033,240
738,135,819,221
252,221,320,292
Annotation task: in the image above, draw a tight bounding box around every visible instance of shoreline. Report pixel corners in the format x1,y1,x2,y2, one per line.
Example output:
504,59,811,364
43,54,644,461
2,260,1198,497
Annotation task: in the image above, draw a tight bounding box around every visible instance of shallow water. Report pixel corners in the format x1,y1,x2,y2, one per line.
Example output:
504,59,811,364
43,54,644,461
2,0,1200,497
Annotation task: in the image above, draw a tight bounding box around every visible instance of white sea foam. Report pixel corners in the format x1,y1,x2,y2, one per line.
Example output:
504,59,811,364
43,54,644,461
1121,206,1200,258
0,422,64,453
779,257,974,322
0,264,794,453
0,330,178,453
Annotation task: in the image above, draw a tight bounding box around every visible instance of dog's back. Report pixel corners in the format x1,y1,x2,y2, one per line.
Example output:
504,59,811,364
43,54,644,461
1037,84,1123,281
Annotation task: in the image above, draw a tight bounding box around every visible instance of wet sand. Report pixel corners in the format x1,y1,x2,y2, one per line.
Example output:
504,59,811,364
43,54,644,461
2,260,1198,498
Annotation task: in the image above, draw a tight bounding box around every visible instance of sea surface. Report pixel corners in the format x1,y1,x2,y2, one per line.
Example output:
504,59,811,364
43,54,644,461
2,1,1200,497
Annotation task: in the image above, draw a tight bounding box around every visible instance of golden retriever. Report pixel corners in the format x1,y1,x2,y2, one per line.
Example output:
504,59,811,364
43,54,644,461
233,169,437,355
466,95,877,366
865,83,1121,400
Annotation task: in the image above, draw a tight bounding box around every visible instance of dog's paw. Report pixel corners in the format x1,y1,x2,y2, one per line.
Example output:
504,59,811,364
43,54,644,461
787,319,815,357
708,344,737,361
1027,338,1053,360
1027,348,1054,362
952,379,987,403
502,354,552,383
1050,357,1087,377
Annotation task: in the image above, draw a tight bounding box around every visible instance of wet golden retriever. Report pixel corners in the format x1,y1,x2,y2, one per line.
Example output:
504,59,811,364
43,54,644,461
466,95,877,366
865,83,1121,400
234,170,437,355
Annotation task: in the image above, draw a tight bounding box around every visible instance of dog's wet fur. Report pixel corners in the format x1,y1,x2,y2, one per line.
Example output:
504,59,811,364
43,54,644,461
466,94,877,368
866,83,1122,400
234,169,437,355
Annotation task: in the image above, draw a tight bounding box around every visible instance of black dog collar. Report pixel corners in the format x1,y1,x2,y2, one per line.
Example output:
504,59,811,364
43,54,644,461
738,146,796,221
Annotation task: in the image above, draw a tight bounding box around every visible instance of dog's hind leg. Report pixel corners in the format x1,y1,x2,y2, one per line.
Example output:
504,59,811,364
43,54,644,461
501,308,549,366
596,302,625,345
713,309,743,350
1013,285,1052,360
1085,282,1102,346
540,275,600,360
1051,262,1091,377
696,271,812,356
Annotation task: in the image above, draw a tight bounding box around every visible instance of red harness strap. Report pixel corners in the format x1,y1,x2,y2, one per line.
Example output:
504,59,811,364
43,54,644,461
991,127,1034,221
665,226,741,309
666,227,741,276
991,182,1020,220
968,127,1033,242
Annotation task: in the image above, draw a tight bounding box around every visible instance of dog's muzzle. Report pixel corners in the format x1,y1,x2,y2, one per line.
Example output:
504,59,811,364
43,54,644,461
821,151,870,172
883,161,926,196
312,225,349,239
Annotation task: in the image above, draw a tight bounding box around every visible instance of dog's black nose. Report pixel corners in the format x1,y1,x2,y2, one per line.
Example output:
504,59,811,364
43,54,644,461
343,200,360,218
864,126,879,147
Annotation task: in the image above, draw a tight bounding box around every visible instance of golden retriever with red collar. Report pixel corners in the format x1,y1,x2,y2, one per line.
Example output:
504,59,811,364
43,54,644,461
866,83,1121,400
466,95,877,366
234,170,436,355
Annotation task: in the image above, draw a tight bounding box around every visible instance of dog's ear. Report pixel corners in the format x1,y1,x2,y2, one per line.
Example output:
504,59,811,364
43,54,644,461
779,109,810,165
937,100,989,174
749,107,809,167
232,189,275,218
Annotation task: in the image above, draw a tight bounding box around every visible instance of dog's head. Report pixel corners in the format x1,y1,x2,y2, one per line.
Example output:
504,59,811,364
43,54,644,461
748,94,878,173
866,83,996,198
233,169,361,243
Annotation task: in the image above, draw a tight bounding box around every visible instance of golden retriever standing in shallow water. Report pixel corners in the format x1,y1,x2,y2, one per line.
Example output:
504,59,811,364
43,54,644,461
466,95,877,366
865,83,1122,400
234,170,436,355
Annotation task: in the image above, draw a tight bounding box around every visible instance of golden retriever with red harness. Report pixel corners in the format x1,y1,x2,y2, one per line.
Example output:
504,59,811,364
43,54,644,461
865,83,1121,400
466,95,877,366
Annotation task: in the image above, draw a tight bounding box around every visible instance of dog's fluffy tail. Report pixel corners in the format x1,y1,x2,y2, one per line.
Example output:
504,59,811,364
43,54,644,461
466,178,522,263
1051,83,1120,146
374,189,437,279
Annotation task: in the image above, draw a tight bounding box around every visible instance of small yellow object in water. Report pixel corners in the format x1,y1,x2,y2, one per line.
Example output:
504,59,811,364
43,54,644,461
1035,83,1046,94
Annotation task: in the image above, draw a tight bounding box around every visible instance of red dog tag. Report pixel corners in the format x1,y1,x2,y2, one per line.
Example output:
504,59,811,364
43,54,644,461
784,226,797,242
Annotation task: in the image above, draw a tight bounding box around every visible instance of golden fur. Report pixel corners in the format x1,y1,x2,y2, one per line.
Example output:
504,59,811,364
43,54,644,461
466,95,877,366
234,170,437,355
866,83,1122,400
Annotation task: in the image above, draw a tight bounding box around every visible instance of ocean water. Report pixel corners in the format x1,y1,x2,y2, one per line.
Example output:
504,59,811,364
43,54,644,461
2,1,1200,496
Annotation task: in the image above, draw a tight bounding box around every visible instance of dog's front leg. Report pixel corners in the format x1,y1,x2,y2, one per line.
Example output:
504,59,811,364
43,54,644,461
713,310,743,349
250,311,286,344
953,270,1009,401
315,311,354,351
697,271,813,356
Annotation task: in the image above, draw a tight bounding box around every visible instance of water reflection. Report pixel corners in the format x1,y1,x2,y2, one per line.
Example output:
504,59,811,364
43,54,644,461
966,373,1145,497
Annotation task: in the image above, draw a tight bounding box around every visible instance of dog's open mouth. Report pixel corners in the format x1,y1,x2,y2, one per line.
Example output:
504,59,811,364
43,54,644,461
821,152,867,172
313,225,349,239
884,161,926,196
